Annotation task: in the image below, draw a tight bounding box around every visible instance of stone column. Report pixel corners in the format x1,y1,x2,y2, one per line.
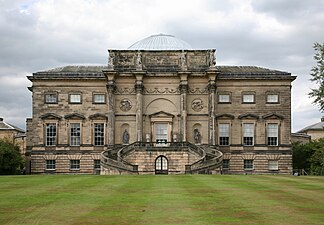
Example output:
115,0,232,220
179,73,189,142
207,71,217,145
134,73,144,142
105,72,116,146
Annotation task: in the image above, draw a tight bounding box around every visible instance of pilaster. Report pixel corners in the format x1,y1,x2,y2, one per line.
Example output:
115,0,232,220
179,72,189,142
134,72,145,142
207,70,217,145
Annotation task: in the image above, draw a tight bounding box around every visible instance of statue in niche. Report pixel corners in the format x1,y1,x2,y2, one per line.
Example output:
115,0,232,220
122,129,129,144
120,99,132,112
180,51,187,69
108,52,115,69
208,49,216,67
191,98,204,112
194,129,201,144
136,51,142,70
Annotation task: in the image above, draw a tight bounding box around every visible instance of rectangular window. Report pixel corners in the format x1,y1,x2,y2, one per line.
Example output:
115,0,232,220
219,94,230,103
45,93,57,103
70,160,80,170
93,94,105,104
94,159,101,170
94,123,104,146
219,123,230,146
70,123,81,146
267,123,278,146
269,160,279,170
223,159,230,169
267,94,279,103
69,94,81,103
45,160,56,170
244,159,253,170
45,123,57,146
243,94,255,103
243,123,254,146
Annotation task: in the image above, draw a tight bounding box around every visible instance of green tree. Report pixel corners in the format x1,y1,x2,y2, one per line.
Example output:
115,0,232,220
309,42,324,111
0,138,23,175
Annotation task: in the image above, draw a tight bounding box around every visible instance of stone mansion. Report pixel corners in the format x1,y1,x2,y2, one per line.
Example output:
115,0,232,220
26,34,296,174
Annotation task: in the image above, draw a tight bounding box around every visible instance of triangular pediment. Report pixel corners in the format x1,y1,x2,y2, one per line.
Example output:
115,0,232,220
262,113,284,120
149,111,174,118
216,113,235,120
64,113,85,120
238,113,259,120
89,113,108,120
39,113,62,120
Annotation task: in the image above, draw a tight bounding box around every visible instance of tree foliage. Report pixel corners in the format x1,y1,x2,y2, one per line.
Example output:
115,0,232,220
293,138,324,175
0,138,23,175
309,42,324,111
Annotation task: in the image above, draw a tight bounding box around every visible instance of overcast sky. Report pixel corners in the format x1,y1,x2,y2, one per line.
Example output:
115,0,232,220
0,0,323,132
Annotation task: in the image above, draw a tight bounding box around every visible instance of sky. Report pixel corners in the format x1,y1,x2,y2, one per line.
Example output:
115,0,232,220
0,0,323,132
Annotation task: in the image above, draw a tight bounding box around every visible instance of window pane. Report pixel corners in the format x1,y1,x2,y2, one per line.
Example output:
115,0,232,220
70,160,80,170
46,123,56,146
269,160,278,170
94,94,105,103
243,123,254,137
243,94,254,102
267,94,278,103
94,159,101,169
244,160,253,170
223,159,229,169
45,94,57,103
219,94,230,103
219,124,230,146
94,123,104,146
46,160,56,170
267,124,278,146
70,94,81,103
70,123,81,146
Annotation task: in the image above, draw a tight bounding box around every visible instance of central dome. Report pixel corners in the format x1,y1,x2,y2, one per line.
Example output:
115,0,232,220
128,34,192,50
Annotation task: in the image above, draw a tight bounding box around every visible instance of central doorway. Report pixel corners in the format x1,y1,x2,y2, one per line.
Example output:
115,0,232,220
155,155,168,174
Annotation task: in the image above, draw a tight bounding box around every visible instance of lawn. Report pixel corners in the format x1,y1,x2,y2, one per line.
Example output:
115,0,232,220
0,175,323,225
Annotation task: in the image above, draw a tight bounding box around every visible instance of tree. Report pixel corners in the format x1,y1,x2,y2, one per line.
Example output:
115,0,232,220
0,138,23,175
309,42,324,111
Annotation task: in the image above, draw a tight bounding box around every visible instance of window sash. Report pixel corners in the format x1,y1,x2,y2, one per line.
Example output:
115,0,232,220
243,123,254,137
70,94,81,103
45,94,57,103
70,123,81,146
94,160,101,169
219,124,230,137
46,123,57,146
219,94,230,103
70,160,80,170
267,94,278,103
223,159,229,169
243,94,254,103
94,123,104,146
93,94,105,103
267,124,278,137
244,160,253,170
46,160,56,170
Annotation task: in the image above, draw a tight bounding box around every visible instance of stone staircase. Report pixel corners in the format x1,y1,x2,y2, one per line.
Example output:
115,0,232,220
100,142,223,175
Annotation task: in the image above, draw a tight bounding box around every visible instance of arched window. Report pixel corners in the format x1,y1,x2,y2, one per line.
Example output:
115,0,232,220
155,155,168,174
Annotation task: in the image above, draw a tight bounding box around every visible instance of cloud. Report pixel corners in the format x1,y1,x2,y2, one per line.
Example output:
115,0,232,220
0,0,323,132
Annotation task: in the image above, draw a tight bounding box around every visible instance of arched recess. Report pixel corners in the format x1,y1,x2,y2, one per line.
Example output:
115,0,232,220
155,155,168,175
193,123,202,144
145,98,178,115
121,123,130,144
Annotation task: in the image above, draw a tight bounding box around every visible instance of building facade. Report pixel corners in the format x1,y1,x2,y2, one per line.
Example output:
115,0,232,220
26,34,296,174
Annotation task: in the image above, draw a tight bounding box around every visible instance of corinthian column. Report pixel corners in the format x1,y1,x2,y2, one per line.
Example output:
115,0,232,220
179,73,189,142
207,72,217,145
134,73,144,142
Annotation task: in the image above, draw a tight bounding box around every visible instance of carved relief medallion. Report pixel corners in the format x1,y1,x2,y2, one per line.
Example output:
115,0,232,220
120,99,132,112
191,98,204,112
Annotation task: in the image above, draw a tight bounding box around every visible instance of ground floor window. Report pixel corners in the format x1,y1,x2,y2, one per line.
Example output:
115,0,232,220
45,160,56,170
94,159,101,170
268,160,279,170
70,160,80,170
244,159,253,170
222,159,230,169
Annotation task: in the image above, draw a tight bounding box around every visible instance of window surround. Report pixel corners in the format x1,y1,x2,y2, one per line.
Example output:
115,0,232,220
242,92,255,104
218,92,231,104
45,123,57,146
93,93,106,104
44,92,58,104
266,93,279,104
45,160,56,170
69,93,82,104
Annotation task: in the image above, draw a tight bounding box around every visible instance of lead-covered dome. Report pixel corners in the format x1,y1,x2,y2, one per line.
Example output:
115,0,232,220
128,34,192,50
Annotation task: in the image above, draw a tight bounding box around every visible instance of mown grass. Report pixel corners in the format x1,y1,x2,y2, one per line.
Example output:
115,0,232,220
0,175,323,225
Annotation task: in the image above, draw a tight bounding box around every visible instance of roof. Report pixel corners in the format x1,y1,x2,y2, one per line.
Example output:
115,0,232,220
128,34,192,50
0,118,25,133
298,119,324,133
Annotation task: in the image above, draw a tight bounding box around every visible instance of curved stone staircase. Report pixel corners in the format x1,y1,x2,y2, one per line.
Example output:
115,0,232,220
100,142,223,175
